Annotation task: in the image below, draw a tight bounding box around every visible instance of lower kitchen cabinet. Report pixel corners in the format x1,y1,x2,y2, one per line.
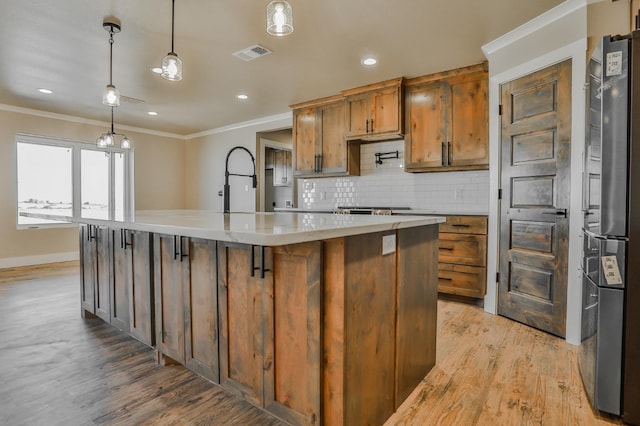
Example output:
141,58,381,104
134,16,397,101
112,228,154,345
80,224,111,321
217,241,322,426
154,234,219,383
437,215,488,298
80,225,155,345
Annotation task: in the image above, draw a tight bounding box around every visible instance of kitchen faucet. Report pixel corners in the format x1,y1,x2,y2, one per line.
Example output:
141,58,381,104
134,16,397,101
224,146,257,213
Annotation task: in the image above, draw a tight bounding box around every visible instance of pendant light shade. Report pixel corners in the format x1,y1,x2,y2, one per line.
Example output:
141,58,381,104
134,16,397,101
161,52,183,81
266,1,293,36
161,0,183,81
102,84,120,107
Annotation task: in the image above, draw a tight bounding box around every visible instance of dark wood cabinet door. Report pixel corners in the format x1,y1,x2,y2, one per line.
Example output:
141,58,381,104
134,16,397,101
154,234,185,363
184,237,219,383
79,224,96,315
404,82,448,170
371,84,402,135
345,93,370,138
293,108,317,175
129,230,154,346
498,59,572,338
449,74,489,167
217,242,267,406
263,242,322,426
111,228,131,332
318,100,348,174
94,226,111,322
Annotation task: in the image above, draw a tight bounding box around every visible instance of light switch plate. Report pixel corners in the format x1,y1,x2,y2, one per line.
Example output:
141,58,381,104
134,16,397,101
382,234,396,255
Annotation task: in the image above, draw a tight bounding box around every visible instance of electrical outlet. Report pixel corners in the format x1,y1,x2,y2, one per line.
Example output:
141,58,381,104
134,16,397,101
382,234,396,255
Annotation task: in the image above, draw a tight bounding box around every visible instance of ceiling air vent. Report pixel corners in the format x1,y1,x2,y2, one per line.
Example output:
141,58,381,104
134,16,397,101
233,45,272,62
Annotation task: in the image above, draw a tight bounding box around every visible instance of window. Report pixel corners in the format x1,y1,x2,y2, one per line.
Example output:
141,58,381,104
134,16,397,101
16,133,133,228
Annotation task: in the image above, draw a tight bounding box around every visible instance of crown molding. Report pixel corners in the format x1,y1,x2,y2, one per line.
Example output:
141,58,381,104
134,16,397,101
185,111,292,140
482,0,587,58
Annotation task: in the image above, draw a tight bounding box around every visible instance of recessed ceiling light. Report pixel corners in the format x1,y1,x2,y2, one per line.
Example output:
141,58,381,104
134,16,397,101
150,67,162,74
37,88,53,94
237,94,249,100
147,111,158,116
362,57,378,66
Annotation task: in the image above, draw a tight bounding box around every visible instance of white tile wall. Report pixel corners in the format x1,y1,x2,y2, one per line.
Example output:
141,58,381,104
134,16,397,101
298,140,489,213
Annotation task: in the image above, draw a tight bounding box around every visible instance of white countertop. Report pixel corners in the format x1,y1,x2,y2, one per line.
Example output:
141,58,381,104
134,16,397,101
22,210,445,246
274,207,488,216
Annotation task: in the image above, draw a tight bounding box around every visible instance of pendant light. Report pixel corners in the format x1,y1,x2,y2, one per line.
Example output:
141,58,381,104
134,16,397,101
96,107,132,150
102,19,121,107
266,1,293,36
161,0,183,81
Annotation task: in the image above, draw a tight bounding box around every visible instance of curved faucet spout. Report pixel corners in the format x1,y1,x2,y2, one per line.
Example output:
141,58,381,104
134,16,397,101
224,146,257,213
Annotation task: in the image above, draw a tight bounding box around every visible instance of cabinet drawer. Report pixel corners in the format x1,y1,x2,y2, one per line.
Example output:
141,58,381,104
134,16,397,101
438,263,486,298
439,233,487,267
439,216,487,234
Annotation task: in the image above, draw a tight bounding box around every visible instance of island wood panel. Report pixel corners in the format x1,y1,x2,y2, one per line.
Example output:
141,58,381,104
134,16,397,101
322,237,346,426
79,224,96,316
264,242,322,426
111,228,131,333
95,225,111,322
154,234,186,364
129,230,154,346
345,231,397,426
184,237,219,383
395,225,438,406
217,242,267,407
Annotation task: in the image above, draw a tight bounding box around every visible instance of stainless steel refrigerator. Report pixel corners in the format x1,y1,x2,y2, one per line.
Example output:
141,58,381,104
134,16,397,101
580,31,640,424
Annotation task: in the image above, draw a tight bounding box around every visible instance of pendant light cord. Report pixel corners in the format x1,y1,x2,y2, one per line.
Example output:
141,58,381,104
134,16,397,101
109,29,114,85
171,0,175,53
110,107,115,134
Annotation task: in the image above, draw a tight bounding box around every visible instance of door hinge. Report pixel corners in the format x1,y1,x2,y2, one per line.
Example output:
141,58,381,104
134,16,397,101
496,272,500,282
498,188,502,200
498,104,503,116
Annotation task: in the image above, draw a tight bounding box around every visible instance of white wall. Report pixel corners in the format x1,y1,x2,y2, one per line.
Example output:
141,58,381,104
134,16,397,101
184,113,292,212
0,106,185,268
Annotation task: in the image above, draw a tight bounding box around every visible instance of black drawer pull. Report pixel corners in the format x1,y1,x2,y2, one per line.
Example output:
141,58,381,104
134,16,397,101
440,246,454,250
439,277,452,281
451,224,471,227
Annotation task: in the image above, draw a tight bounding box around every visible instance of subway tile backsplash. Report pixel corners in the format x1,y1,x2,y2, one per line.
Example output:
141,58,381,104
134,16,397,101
299,140,489,213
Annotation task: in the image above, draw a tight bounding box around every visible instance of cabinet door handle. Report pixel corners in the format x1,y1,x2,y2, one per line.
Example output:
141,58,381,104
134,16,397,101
173,235,179,260
370,118,374,133
318,155,322,172
440,246,455,250
439,277,453,281
451,224,471,228
366,119,369,133
441,142,446,166
447,141,452,165
250,245,256,277
542,209,568,218
179,236,188,261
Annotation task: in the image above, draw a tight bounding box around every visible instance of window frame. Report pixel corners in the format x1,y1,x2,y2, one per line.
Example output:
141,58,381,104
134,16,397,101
15,133,134,229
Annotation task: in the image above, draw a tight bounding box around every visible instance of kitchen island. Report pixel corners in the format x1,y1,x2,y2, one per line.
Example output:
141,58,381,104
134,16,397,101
27,210,444,426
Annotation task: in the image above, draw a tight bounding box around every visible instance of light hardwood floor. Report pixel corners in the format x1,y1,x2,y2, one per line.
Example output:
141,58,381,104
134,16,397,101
0,262,623,425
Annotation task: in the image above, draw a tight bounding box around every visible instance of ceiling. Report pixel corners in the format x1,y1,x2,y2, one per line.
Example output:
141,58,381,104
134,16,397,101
0,0,565,136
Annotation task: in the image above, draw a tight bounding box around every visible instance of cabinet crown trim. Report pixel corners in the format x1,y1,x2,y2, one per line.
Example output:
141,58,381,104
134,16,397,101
341,77,404,97
404,62,487,87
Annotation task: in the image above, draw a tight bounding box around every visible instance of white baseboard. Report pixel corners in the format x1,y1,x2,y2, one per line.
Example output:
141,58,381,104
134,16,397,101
0,251,79,269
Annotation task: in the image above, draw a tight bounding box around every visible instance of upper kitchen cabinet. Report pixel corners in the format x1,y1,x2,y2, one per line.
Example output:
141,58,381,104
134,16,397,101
343,77,404,141
292,95,360,178
404,63,488,172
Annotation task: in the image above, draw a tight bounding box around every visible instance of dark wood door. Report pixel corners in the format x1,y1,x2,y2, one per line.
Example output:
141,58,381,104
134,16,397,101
184,237,219,383
154,234,186,364
498,59,572,337
129,230,154,346
94,226,111,323
79,224,96,315
217,242,267,406
111,228,131,332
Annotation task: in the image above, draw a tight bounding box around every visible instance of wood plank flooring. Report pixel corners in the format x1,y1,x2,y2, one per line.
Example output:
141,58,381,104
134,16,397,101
0,262,624,425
